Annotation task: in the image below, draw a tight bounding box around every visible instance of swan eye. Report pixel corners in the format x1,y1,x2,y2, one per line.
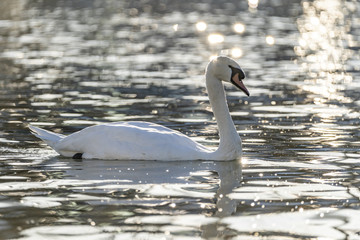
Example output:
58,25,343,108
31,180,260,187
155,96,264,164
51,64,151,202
229,65,245,80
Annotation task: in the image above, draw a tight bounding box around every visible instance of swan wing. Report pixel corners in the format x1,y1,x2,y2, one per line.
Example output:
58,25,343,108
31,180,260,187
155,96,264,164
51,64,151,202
54,121,210,160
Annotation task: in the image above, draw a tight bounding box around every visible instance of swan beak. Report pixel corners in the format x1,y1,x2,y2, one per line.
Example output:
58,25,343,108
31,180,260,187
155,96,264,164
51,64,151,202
231,73,250,96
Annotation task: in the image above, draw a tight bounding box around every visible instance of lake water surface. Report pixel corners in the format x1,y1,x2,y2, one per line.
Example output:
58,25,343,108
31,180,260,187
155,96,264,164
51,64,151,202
0,0,360,239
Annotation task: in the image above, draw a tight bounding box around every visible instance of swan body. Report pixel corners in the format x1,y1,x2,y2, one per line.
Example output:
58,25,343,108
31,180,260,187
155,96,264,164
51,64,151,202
29,56,249,161
30,122,212,160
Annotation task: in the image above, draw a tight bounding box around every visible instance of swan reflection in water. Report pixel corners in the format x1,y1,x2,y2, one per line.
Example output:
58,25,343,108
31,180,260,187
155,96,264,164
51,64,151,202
37,157,242,237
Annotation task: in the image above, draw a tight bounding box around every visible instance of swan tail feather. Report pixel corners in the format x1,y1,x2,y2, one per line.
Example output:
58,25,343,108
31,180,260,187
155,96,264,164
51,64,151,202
29,125,65,148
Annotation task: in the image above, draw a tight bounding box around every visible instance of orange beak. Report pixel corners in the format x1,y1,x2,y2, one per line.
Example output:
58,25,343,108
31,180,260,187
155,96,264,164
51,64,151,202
231,73,250,96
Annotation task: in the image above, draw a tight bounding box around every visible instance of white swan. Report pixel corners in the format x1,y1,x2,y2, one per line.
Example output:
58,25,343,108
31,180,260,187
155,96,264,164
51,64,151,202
29,56,249,161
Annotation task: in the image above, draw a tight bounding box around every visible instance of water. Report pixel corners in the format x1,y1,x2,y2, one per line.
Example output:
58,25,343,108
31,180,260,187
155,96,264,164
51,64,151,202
0,0,360,239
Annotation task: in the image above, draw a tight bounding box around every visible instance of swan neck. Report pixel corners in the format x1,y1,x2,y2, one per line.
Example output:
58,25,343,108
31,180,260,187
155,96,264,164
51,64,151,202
205,70,241,158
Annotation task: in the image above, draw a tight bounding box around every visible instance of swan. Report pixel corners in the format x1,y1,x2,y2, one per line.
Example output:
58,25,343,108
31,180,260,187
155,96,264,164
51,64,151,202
29,56,250,161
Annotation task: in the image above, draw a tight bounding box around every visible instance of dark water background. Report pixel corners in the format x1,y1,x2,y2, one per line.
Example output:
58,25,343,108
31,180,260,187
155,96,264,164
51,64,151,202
0,0,360,239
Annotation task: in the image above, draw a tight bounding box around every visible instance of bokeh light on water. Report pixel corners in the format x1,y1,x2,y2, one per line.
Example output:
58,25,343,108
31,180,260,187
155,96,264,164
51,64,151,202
0,0,360,239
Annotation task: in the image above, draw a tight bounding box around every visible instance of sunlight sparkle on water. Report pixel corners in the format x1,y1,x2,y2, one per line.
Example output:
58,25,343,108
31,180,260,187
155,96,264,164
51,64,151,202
296,0,354,103
266,35,275,45
248,0,259,9
208,33,224,44
196,21,207,32
231,48,243,58
233,23,245,33
172,24,179,31
241,157,248,164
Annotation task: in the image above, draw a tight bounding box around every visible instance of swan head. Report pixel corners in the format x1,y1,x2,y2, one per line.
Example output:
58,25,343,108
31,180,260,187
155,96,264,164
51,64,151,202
207,56,249,96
